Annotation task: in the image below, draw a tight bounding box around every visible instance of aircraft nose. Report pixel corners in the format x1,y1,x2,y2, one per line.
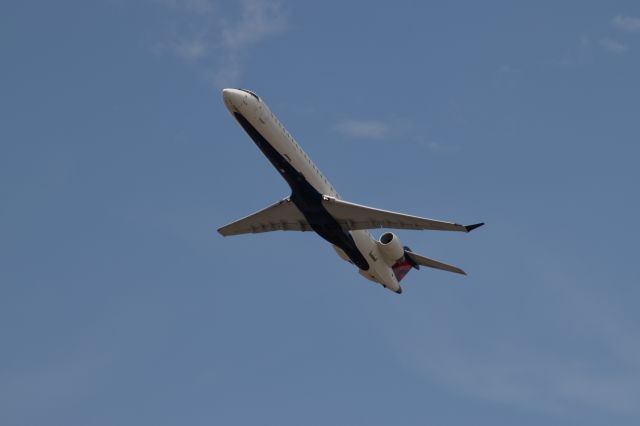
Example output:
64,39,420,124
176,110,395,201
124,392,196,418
222,88,242,105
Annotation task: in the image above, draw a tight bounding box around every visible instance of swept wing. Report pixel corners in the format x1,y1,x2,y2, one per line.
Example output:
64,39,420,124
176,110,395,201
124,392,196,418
218,197,311,236
321,196,483,233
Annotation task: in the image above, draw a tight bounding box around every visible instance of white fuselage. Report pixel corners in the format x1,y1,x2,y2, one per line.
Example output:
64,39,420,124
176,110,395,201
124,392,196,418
222,89,401,292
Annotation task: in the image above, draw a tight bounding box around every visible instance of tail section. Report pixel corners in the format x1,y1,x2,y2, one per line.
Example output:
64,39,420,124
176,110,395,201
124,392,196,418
391,246,419,282
392,246,467,282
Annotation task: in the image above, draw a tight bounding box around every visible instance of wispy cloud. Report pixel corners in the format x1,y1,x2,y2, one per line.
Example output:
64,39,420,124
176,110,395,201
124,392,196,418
415,349,639,414
426,141,459,153
212,56,242,88
175,38,208,60
153,0,288,87
612,15,640,33
386,270,640,416
222,0,287,49
389,323,640,415
333,118,459,154
156,0,215,14
153,37,208,60
599,38,628,54
333,120,389,140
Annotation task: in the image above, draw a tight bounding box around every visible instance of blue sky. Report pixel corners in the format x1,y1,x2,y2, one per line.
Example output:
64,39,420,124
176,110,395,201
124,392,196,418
2,1,640,425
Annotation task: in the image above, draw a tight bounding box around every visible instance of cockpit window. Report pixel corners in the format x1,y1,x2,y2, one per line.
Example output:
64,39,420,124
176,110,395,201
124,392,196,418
237,88,260,101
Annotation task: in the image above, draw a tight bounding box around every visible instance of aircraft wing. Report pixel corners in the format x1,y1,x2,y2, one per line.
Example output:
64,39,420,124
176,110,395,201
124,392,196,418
405,251,467,275
218,197,311,236
321,196,483,233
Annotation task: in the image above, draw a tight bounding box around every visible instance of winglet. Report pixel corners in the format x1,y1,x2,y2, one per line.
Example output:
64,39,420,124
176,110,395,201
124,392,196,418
465,222,485,232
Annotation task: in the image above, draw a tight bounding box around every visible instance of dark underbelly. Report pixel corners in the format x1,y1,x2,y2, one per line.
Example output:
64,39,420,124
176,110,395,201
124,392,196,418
233,112,369,270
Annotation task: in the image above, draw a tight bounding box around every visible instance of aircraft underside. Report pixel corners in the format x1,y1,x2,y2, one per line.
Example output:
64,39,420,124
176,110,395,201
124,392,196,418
219,88,483,294
233,113,370,270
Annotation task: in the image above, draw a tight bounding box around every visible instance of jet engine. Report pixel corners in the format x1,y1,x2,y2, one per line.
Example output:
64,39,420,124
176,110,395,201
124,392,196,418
377,232,405,265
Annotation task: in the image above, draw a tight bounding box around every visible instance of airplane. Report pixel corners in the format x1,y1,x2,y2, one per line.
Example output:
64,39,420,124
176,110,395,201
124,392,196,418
218,88,483,294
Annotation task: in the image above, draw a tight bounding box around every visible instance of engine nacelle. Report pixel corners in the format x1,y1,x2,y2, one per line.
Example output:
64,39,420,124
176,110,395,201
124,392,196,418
377,232,405,265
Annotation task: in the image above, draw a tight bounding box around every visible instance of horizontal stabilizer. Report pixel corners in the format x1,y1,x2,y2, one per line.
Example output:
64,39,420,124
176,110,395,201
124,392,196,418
321,196,479,233
218,197,311,236
405,251,467,275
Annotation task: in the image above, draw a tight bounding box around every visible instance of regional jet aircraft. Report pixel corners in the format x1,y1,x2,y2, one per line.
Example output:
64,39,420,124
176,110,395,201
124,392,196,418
219,88,483,294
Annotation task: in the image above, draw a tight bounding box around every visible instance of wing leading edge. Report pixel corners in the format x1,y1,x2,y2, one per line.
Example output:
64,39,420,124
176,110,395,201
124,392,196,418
218,195,484,237
218,197,311,236
321,196,483,233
